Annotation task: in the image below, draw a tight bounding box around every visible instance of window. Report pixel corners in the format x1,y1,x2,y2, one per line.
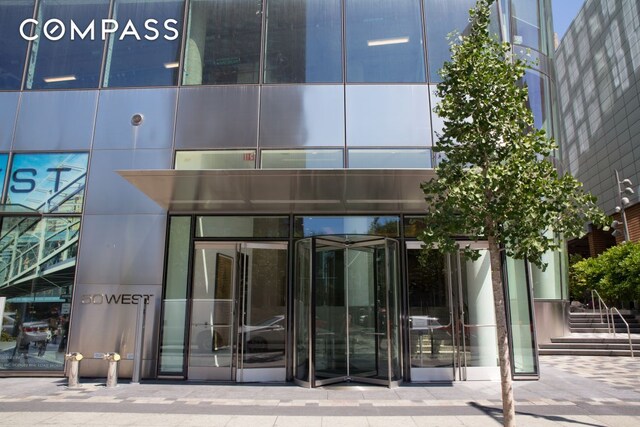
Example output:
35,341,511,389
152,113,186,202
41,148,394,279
349,148,432,169
6,153,89,213
511,0,541,51
183,0,263,85
294,216,400,237
424,0,476,83
346,0,426,83
522,70,551,132
264,0,342,83
25,0,110,90
175,150,256,169
103,0,185,88
261,149,343,169
0,0,34,90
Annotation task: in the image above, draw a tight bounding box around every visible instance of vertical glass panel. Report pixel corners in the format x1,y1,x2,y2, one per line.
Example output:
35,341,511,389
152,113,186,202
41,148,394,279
403,216,426,238
195,216,289,238
25,0,110,90
346,0,426,83
159,216,191,373
0,216,79,371
264,0,342,83
261,149,343,169
6,153,89,213
294,216,400,238
408,249,453,369
387,240,401,381
103,0,185,88
240,246,287,369
531,249,562,299
0,0,34,90
505,256,537,375
424,0,475,83
294,238,311,382
183,0,263,85
314,244,347,380
188,246,236,379
175,150,256,170
523,70,552,133
511,0,540,50
348,148,432,169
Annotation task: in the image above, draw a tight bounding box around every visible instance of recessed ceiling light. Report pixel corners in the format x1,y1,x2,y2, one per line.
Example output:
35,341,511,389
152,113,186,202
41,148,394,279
367,37,410,47
164,62,179,69
43,75,76,83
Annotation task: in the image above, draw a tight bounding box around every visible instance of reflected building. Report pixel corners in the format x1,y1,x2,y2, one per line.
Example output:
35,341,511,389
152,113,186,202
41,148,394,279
0,0,559,386
556,0,640,254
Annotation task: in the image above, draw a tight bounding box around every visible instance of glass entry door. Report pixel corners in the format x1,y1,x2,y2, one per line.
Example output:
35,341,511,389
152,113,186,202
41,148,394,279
406,242,499,382
188,242,287,381
294,236,401,388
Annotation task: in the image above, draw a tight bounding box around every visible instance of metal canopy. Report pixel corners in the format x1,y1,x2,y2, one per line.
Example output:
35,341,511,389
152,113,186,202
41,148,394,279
117,169,434,214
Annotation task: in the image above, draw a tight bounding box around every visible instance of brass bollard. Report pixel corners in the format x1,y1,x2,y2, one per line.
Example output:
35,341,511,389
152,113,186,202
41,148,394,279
65,352,83,388
103,352,121,387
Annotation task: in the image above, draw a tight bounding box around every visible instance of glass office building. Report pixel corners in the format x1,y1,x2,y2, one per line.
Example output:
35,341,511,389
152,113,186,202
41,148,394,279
0,0,561,386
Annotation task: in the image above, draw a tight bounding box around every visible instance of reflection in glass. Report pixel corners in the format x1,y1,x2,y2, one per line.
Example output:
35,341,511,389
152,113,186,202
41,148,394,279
424,0,475,83
25,0,110,89
0,0,34,90
294,239,311,382
346,0,425,83
195,216,289,238
0,216,79,371
505,256,537,375
104,0,184,87
522,69,551,132
6,153,88,213
261,149,343,169
175,150,256,170
264,0,342,83
408,249,454,369
159,216,191,373
0,154,9,196
294,216,400,238
183,0,262,85
511,0,541,51
348,149,432,169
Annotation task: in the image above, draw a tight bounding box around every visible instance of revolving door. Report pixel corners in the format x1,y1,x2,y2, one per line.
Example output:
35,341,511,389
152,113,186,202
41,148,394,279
293,236,401,387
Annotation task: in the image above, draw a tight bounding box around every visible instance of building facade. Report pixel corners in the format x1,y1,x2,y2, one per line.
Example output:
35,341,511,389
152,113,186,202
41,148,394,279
556,0,640,254
0,0,560,387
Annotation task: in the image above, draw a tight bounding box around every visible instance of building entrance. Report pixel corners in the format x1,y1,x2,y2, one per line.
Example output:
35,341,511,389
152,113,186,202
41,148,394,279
187,242,287,382
293,236,401,388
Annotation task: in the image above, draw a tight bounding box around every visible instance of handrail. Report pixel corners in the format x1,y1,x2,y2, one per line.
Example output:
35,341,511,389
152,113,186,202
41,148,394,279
610,307,634,358
591,289,611,332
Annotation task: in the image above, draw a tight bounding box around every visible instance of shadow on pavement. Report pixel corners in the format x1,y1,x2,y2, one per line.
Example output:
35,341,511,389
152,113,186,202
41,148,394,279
467,402,605,427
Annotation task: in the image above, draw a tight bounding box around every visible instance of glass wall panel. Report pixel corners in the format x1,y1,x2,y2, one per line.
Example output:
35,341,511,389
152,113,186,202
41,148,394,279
294,216,399,237
0,0,34,90
0,216,79,371
505,256,537,375
159,216,191,373
424,0,475,83
6,153,89,214
346,0,426,83
183,0,262,85
103,0,185,88
348,149,432,169
261,149,343,169
523,70,552,133
532,247,563,300
0,154,9,197
175,150,256,169
25,0,110,90
264,0,342,83
195,216,289,238
511,0,540,51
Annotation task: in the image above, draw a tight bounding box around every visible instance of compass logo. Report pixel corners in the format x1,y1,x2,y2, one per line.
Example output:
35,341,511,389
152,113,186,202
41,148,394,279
20,18,179,41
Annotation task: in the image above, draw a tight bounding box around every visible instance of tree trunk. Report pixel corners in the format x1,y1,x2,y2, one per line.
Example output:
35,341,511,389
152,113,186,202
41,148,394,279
488,235,516,426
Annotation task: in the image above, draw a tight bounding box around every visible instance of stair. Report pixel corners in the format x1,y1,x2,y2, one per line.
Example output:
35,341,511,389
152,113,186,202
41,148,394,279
538,312,640,357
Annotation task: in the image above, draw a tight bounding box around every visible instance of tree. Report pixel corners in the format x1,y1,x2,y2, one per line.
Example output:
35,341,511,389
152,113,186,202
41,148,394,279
418,1,607,425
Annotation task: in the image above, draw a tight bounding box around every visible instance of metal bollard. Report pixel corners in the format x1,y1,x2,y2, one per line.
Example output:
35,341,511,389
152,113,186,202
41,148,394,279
103,352,121,387
65,352,83,388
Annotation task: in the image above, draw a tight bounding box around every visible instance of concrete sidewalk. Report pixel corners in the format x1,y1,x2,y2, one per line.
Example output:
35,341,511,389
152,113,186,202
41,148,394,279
1,356,639,426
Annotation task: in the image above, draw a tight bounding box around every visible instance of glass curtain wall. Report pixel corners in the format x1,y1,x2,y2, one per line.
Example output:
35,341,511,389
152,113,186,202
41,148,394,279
103,0,185,87
264,0,342,83
25,0,110,89
345,0,426,83
183,0,263,85
0,0,35,90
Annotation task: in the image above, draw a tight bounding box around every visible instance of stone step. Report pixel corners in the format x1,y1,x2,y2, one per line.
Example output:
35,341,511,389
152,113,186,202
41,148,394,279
538,348,634,356
570,327,640,333
540,342,640,350
550,336,640,344
569,321,637,327
570,313,637,320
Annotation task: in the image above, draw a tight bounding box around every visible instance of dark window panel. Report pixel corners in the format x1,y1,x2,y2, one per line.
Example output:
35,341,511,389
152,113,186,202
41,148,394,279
0,0,34,90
